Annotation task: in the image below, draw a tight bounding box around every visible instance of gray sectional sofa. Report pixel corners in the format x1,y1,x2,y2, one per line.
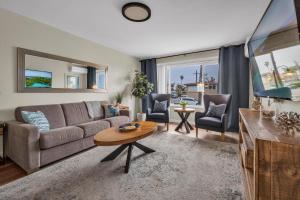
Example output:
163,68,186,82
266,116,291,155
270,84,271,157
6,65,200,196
7,101,130,173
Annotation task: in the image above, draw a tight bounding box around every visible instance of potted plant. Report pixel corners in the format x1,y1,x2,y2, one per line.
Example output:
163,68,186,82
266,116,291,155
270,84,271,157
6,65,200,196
131,71,154,121
115,93,123,106
179,101,188,110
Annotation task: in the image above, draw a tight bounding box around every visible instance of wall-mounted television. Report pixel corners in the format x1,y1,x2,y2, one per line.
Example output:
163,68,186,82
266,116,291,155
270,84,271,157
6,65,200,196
25,69,52,88
248,0,300,101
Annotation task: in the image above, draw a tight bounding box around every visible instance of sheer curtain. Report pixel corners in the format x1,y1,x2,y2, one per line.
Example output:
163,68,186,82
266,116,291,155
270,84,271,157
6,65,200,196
157,64,170,94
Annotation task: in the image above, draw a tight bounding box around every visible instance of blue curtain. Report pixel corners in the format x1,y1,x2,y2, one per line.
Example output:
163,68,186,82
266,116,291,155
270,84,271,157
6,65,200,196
141,58,157,113
218,44,249,131
87,67,96,89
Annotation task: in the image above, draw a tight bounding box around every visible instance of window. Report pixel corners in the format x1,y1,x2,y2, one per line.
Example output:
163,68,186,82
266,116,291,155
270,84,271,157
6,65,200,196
158,63,219,106
170,63,219,106
96,69,106,89
157,50,220,106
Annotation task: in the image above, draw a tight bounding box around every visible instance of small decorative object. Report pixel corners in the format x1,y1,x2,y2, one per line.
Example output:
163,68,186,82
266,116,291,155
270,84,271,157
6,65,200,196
275,112,300,136
137,112,146,121
179,101,188,110
252,96,263,111
131,71,154,121
262,96,275,119
262,110,275,119
115,93,123,105
119,123,141,132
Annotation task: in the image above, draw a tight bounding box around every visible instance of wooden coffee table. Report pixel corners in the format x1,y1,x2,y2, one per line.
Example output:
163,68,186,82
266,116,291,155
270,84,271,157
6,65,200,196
174,108,195,133
94,121,157,173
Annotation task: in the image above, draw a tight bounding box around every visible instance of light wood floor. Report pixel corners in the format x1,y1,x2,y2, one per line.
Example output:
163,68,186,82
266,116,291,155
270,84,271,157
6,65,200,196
0,123,238,186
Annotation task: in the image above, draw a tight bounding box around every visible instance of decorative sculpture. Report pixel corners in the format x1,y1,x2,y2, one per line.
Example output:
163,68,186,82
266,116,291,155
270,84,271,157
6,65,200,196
275,112,300,136
252,96,263,111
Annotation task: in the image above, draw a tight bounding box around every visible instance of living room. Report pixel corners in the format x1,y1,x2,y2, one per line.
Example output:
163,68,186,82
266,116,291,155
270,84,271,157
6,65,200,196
0,0,300,199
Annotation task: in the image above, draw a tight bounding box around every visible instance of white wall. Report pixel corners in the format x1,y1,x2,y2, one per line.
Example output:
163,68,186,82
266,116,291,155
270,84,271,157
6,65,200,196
0,9,139,121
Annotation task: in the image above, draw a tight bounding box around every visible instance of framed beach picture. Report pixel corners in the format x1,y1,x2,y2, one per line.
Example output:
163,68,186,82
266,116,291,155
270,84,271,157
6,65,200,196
25,69,52,88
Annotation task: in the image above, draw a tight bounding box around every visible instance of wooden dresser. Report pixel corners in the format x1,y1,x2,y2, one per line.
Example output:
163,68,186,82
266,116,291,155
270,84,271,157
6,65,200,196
239,108,300,200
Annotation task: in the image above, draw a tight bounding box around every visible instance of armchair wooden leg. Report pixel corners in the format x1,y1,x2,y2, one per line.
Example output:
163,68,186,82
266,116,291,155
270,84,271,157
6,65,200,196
196,128,198,138
167,123,169,131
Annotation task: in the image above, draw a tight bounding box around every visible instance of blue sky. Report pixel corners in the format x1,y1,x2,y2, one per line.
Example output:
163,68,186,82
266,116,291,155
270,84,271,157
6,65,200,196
171,64,219,84
25,69,52,78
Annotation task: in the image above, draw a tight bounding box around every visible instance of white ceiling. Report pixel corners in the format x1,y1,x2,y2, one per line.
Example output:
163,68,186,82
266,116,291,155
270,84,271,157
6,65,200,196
0,0,270,59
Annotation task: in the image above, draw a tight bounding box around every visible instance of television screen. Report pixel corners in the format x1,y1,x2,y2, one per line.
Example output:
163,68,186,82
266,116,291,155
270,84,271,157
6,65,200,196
249,0,300,101
25,69,52,88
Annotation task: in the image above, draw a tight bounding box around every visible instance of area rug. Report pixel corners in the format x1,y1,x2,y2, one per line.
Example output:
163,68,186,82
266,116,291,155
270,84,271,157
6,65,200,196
0,132,243,200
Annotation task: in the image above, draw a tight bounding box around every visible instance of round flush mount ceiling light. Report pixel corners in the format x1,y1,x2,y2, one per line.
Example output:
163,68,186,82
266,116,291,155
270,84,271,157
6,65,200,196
122,2,151,22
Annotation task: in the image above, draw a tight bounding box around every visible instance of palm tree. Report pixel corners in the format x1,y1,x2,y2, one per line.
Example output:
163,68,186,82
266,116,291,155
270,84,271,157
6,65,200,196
180,75,184,84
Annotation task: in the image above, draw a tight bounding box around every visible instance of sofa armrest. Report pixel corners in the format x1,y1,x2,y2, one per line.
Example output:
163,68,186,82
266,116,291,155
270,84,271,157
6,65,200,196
119,109,130,117
7,121,40,173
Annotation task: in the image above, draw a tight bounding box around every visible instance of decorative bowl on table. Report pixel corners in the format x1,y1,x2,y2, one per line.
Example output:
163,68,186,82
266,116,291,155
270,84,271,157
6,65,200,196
119,123,141,132
262,110,275,119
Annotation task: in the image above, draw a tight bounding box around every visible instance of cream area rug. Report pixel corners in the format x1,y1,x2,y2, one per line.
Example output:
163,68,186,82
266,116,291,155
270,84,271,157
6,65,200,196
0,132,243,200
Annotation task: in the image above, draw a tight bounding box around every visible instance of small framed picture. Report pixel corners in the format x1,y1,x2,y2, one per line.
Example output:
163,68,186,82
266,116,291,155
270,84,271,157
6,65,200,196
65,74,80,89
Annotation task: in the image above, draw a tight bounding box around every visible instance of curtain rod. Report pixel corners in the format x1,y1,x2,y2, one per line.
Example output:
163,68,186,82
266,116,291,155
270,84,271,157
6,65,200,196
154,47,219,60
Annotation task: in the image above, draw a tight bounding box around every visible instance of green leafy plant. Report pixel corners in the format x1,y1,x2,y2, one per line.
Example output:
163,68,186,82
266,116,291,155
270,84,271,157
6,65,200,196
115,93,123,104
131,71,154,99
179,101,188,107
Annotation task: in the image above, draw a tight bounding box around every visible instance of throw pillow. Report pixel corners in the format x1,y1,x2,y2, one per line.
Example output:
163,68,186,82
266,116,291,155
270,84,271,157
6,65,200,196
21,111,50,132
205,102,227,119
85,101,103,119
153,100,168,113
103,104,120,118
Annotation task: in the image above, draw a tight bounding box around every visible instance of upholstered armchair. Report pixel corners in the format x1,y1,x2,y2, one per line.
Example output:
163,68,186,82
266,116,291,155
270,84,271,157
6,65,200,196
195,94,231,137
146,93,171,131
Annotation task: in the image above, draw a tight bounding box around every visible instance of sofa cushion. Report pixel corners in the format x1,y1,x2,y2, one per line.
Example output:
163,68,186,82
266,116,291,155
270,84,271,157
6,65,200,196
104,116,130,127
15,104,66,129
77,120,110,137
21,111,50,132
40,126,84,150
103,104,119,118
196,117,222,128
84,101,105,120
61,102,91,126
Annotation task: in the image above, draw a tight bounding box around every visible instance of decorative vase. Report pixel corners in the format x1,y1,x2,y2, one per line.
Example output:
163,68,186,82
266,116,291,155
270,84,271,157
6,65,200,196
137,112,146,121
182,105,186,110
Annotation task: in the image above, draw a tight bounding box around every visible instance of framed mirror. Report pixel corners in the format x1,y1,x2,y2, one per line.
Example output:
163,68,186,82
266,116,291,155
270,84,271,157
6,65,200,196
17,48,108,93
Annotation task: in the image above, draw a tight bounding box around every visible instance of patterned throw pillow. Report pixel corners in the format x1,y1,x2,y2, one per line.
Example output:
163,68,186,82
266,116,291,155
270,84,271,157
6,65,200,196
153,100,168,113
21,111,50,132
103,104,120,118
205,102,227,119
